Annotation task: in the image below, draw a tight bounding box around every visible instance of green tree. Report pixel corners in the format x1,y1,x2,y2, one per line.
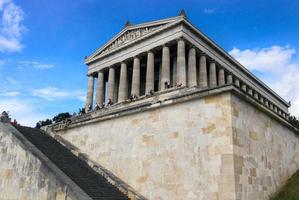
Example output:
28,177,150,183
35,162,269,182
289,115,299,129
52,112,71,123
35,119,53,128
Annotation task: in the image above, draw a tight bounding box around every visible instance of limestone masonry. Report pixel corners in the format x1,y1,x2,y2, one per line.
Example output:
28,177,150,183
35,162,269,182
1,11,299,200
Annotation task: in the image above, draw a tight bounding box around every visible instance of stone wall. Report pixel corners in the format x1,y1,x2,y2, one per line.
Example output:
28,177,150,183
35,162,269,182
56,90,299,200
231,94,299,200
58,93,236,200
0,124,74,200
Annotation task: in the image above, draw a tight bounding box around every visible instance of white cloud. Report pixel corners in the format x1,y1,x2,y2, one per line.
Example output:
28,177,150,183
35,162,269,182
5,76,17,84
0,98,49,126
0,0,26,52
203,8,215,14
18,60,55,69
229,45,299,116
0,91,19,96
31,86,85,102
229,45,295,72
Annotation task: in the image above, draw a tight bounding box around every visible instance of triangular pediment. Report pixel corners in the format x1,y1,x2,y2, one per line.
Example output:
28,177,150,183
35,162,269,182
86,16,183,62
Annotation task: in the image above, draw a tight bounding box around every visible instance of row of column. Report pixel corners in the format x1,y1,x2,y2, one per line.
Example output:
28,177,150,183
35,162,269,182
85,38,290,120
86,38,233,109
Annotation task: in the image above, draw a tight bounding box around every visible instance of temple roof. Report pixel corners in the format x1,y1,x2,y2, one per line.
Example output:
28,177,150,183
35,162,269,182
85,15,184,63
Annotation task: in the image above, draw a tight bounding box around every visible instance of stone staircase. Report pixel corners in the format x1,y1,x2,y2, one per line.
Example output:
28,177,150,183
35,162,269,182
15,125,129,200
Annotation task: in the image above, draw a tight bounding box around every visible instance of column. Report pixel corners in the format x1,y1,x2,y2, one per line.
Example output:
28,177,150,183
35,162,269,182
118,62,128,102
260,96,264,104
177,38,186,86
199,53,208,88
146,51,155,93
218,68,225,86
188,46,197,87
226,74,233,84
209,60,217,87
172,56,177,85
131,57,140,96
161,45,170,90
248,88,253,96
108,67,115,102
235,79,240,87
254,92,259,100
96,71,104,106
241,83,247,92
85,75,94,109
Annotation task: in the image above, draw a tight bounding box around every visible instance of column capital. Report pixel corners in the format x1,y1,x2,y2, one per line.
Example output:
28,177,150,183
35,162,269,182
176,37,186,42
162,43,170,48
209,58,216,63
133,55,141,59
200,52,206,56
87,73,96,77
188,44,196,50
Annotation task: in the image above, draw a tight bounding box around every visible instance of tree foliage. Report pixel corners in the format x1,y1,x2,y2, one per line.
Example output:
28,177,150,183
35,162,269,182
52,112,71,123
35,118,52,128
289,115,299,129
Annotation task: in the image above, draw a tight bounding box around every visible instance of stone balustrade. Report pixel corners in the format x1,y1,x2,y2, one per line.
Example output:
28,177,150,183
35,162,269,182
84,37,290,121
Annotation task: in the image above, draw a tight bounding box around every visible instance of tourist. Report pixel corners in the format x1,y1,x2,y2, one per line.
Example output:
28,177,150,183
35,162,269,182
95,103,100,110
107,98,113,106
11,119,18,127
0,111,11,123
129,95,134,101
149,89,155,96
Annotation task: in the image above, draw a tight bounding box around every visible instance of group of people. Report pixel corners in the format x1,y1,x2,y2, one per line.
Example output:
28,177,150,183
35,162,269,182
78,81,183,115
1,111,18,126
78,98,115,115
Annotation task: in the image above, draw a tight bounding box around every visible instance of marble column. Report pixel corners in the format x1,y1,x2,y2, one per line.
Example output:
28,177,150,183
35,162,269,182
118,62,128,102
188,46,197,87
108,67,115,102
177,38,186,86
235,79,240,87
131,57,140,96
254,92,259,100
161,45,170,90
85,75,94,109
199,53,208,88
248,88,253,96
260,96,264,104
209,60,217,87
96,71,104,106
146,51,155,93
241,84,247,92
227,74,233,84
218,68,225,86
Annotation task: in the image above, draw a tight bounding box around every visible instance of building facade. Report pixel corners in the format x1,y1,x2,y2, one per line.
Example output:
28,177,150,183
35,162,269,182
50,11,299,200
83,11,289,120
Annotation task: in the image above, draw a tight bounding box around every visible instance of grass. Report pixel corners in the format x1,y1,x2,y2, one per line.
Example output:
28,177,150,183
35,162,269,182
271,170,299,200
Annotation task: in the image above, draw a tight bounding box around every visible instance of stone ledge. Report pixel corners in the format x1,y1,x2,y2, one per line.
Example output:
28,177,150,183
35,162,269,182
52,84,298,134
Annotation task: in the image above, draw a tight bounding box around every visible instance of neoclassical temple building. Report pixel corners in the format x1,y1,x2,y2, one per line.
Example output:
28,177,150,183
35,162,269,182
2,11,299,200
83,10,289,119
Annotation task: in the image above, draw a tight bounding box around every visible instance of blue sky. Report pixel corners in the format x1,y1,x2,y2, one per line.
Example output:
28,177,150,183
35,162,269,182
0,0,299,126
